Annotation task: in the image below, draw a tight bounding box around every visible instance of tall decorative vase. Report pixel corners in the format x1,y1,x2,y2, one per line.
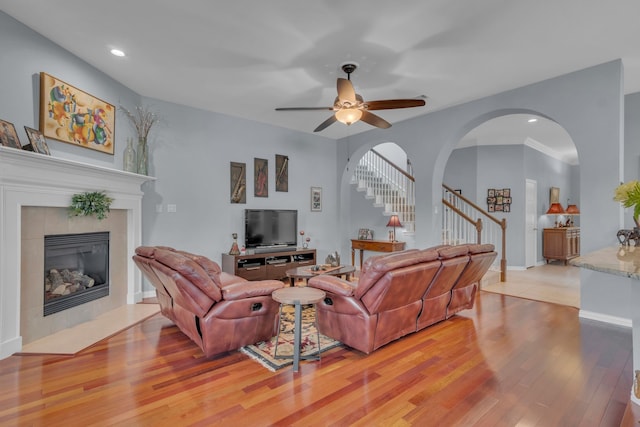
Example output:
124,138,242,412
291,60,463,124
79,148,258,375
137,137,148,175
123,137,137,173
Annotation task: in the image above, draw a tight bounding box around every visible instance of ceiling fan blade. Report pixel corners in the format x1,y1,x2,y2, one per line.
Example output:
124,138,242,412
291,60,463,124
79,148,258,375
337,78,356,104
366,99,426,110
360,110,391,129
275,106,333,111
314,114,338,132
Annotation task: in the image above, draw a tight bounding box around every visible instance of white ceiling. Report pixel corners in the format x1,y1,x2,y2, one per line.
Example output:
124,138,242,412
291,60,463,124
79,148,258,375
1,0,639,161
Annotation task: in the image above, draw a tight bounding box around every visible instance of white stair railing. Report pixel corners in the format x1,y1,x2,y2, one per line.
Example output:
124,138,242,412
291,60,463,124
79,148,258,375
442,184,507,282
352,149,415,233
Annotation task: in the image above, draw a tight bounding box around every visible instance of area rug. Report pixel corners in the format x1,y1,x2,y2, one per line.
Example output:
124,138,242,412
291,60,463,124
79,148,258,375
240,304,341,371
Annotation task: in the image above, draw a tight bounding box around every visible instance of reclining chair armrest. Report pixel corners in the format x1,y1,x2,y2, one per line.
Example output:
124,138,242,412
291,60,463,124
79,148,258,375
308,275,355,296
221,279,284,301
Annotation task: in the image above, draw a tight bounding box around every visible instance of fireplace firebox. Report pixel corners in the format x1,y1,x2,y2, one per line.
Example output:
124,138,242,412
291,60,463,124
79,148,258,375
44,232,110,316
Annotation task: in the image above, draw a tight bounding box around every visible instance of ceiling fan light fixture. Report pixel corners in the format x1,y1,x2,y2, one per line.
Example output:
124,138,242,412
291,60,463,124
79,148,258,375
335,108,362,125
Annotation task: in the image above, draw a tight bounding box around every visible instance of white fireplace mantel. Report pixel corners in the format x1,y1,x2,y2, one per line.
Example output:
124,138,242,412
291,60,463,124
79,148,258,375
0,146,155,359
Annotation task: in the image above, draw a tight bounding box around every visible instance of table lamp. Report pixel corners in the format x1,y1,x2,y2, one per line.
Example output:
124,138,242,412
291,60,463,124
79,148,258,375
546,202,566,227
386,214,402,242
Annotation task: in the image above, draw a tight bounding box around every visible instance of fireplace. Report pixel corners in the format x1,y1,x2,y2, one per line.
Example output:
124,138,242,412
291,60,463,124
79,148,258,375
1,146,153,359
44,232,110,316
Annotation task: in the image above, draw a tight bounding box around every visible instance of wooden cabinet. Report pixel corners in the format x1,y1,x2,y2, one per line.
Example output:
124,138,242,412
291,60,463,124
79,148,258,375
221,249,316,281
543,227,580,264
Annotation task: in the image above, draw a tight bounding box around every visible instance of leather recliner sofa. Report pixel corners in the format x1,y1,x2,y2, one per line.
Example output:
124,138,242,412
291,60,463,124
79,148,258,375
133,246,285,357
307,244,496,354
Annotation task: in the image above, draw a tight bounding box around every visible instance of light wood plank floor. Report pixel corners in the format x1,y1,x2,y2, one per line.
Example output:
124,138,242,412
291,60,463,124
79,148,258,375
0,289,631,426
482,263,580,308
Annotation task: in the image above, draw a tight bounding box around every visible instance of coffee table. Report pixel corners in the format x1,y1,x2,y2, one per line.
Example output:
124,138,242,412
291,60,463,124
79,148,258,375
285,265,356,287
271,287,326,372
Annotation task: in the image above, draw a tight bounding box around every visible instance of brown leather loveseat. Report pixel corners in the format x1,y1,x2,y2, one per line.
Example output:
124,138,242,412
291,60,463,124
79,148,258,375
133,246,284,357
307,244,496,354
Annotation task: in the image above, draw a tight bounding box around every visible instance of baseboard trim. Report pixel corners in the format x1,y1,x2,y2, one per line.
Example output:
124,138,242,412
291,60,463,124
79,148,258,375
578,310,632,328
142,290,157,299
0,336,23,360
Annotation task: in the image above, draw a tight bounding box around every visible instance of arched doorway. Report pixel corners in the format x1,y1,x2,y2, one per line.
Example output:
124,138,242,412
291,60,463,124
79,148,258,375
443,113,580,307
340,141,416,260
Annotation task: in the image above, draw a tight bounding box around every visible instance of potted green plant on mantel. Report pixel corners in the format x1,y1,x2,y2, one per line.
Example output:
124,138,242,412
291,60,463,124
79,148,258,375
614,180,640,228
68,191,113,220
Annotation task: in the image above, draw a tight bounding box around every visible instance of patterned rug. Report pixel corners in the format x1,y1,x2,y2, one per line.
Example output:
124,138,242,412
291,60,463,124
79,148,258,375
240,304,341,371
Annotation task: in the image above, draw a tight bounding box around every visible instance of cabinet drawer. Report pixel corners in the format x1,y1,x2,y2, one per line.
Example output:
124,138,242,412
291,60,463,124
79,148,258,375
266,263,290,279
237,265,266,280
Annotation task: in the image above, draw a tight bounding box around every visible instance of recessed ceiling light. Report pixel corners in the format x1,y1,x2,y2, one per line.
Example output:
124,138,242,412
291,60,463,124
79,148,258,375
110,49,125,57
528,118,538,123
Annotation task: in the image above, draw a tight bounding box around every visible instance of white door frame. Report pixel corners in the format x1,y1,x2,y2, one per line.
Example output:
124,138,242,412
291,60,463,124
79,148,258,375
525,179,538,268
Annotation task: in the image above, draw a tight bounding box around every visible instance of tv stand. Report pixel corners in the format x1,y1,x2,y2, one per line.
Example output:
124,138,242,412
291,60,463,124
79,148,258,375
221,248,316,281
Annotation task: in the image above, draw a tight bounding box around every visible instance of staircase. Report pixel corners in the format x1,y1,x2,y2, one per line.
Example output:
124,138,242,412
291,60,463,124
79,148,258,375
351,149,415,233
350,150,506,282
442,184,507,281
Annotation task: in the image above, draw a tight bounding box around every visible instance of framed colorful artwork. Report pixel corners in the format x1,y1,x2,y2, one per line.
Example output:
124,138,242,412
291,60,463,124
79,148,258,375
254,158,268,197
230,162,246,204
311,186,322,211
275,154,288,192
39,72,115,154
0,119,22,149
24,126,50,155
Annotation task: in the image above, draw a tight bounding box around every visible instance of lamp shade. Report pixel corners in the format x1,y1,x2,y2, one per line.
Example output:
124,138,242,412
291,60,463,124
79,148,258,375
335,108,362,125
546,203,566,214
386,215,402,228
565,204,580,214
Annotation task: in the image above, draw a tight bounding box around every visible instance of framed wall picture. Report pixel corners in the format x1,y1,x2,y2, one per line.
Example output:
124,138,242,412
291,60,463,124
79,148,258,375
275,154,288,192
23,126,50,155
254,158,268,197
487,188,512,212
550,187,560,204
311,186,322,211
0,119,22,149
230,162,246,204
39,72,115,154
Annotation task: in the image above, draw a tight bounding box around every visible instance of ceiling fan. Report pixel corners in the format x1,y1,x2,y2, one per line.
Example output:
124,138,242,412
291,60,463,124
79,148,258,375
276,63,426,132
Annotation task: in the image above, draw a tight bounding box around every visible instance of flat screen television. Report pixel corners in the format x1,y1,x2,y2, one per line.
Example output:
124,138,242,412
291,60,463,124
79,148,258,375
245,209,298,252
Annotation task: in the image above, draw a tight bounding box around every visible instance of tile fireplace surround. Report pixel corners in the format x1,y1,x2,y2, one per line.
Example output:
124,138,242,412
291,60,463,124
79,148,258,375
0,146,154,360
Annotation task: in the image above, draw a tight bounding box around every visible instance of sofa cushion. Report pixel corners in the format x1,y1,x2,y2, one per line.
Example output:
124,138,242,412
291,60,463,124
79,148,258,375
135,246,158,258
438,245,470,259
355,249,439,299
221,279,284,300
153,248,222,302
467,243,495,254
178,250,223,284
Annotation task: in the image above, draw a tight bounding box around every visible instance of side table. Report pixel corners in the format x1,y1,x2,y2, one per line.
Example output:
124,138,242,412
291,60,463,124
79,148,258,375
271,287,326,372
350,239,406,270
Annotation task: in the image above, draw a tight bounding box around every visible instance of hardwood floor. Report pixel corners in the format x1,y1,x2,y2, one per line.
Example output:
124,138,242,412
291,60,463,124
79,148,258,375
0,291,632,426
